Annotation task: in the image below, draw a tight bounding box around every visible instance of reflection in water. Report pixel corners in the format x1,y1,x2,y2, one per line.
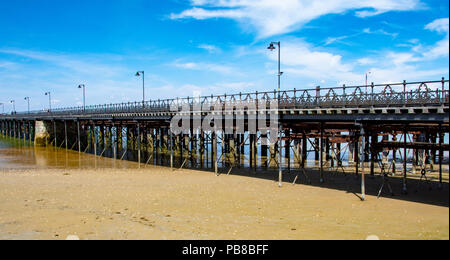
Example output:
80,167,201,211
2,134,448,172
0,136,139,170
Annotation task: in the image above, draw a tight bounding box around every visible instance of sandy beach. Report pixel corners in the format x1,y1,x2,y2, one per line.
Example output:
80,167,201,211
0,164,448,240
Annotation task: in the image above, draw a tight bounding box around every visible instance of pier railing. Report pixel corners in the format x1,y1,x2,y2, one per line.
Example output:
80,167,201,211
3,79,449,118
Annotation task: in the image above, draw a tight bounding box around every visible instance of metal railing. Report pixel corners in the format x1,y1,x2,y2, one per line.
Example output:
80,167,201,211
2,79,449,118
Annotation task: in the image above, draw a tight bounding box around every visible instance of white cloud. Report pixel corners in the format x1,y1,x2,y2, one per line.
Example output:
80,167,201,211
198,44,221,53
362,27,398,38
423,18,449,59
386,52,421,65
172,61,234,74
425,18,449,34
324,35,351,46
357,57,376,65
216,82,255,91
269,18,448,85
264,36,447,86
174,62,198,69
171,0,423,38
265,40,361,84
324,26,398,46
0,49,125,78
348,47,448,84
0,48,141,111
423,38,449,59
150,81,256,98
0,61,16,68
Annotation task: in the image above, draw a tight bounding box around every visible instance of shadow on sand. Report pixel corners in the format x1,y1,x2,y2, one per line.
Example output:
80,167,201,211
118,149,450,207
211,166,449,207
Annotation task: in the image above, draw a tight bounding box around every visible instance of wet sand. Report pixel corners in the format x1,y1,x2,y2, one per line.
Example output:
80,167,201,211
0,164,448,240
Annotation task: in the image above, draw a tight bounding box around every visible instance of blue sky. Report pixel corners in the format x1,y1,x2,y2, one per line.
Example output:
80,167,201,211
0,0,448,112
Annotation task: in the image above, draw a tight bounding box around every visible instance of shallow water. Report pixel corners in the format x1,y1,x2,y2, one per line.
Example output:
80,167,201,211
1,133,448,172
0,135,333,171
0,136,139,170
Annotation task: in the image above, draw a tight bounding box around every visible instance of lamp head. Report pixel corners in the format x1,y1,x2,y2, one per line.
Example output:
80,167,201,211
267,43,276,51
135,71,143,77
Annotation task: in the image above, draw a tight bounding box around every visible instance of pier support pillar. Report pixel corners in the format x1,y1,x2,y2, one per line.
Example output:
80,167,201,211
261,134,268,168
402,127,408,195
319,124,324,183
137,124,141,167
212,132,217,170
278,125,283,187
392,133,397,175
170,130,174,170
360,126,366,201
93,124,97,156
77,121,81,153
34,121,50,146
354,133,359,177
302,133,307,168
64,121,68,150
53,120,57,148
348,133,354,163
314,137,320,163
370,133,377,176
438,126,443,189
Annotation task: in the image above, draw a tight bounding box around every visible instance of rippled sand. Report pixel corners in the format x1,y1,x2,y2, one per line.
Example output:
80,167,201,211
0,164,448,240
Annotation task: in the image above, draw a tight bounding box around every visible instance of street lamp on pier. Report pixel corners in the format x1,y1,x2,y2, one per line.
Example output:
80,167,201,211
45,92,52,112
365,70,372,94
267,41,283,92
267,41,283,188
24,97,30,114
78,84,86,111
10,100,15,114
135,71,145,107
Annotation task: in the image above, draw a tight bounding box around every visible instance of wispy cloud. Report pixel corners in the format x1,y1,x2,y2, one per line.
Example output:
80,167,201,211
425,18,449,33
0,49,126,77
171,60,235,74
324,35,352,46
323,27,398,47
0,48,140,110
265,32,448,86
198,44,221,53
423,18,449,59
170,0,423,38
145,81,256,98
356,58,376,65
0,61,16,69
362,28,399,38
265,39,360,84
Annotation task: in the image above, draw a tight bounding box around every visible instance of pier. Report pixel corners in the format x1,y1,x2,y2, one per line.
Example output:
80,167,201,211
1,79,449,199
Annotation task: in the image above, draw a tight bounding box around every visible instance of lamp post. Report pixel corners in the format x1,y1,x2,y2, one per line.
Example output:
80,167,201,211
365,70,371,94
24,97,30,114
135,71,145,107
10,100,15,114
267,42,283,92
78,84,86,111
45,92,51,112
268,41,283,187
